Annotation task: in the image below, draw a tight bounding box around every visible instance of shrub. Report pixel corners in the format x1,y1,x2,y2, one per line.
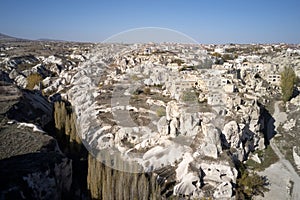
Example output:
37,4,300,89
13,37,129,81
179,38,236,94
236,171,269,199
181,90,199,102
143,87,151,95
156,107,166,117
245,146,279,171
26,73,43,90
211,52,222,58
179,65,197,72
171,58,184,66
280,66,296,102
222,54,234,61
131,74,140,81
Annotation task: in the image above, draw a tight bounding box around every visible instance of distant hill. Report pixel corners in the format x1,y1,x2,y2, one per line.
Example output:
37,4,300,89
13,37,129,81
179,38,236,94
37,38,67,42
0,33,27,41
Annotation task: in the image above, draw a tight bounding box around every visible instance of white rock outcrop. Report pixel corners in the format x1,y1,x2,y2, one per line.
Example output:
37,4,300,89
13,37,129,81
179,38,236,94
223,121,241,148
293,146,300,169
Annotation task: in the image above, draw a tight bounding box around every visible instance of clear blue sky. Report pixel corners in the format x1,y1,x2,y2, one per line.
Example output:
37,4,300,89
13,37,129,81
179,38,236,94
1,0,300,43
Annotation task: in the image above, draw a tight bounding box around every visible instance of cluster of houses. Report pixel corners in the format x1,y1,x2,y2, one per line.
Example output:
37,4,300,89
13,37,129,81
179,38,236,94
112,43,300,112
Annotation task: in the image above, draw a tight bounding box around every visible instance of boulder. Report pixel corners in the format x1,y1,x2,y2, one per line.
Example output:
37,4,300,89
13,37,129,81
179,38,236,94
157,116,168,135
179,112,199,137
250,153,261,164
173,173,199,196
222,121,241,148
199,123,222,159
213,182,233,199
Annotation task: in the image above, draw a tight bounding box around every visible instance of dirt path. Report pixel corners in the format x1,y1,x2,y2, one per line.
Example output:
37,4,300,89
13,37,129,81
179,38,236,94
257,101,300,200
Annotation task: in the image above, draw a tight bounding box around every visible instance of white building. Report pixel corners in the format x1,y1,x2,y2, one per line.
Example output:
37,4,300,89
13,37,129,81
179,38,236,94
214,47,225,54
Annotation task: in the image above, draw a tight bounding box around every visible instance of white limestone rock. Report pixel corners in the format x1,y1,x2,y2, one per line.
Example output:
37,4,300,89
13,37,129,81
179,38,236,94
250,153,261,164
166,101,180,121
169,118,179,138
290,95,300,106
293,146,300,169
9,68,19,79
173,172,199,196
15,74,27,88
283,119,296,131
198,123,222,159
222,121,241,148
198,112,216,124
42,77,52,87
141,144,187,171
200,162,238,186
179,112,200,137
97,133,114,149
157,116,168,136
213,182,233,199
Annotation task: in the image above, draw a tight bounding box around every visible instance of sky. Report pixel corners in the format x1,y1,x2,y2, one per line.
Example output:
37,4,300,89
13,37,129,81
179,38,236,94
0,0,300,44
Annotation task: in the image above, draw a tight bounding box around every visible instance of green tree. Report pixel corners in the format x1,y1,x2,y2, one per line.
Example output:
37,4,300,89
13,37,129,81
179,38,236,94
236,171,269,199
280,66,296,102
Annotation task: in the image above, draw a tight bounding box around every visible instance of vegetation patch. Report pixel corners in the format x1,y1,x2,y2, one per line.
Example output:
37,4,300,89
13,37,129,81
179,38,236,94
181,90,199,103
236,170,269,199
171,58,184,66
280,66,297,102
245,146,279,171
156,107,166,117
179,65,197,72
26,73,43,90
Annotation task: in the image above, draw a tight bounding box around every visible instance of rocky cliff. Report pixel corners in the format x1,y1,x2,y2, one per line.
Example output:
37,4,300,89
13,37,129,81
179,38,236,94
0,75,72,199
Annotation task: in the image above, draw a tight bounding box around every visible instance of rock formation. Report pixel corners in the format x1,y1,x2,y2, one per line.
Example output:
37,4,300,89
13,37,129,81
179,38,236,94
0,75,72,199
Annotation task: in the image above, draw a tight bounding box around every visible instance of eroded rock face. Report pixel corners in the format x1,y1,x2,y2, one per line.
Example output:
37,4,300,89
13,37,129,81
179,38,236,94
0,79,53,128
198,123,222,159
223,121,241,148
213,182,233,199
200,162,238,186
166,101,180,120
6,89,53,127
0,73,72,200
50,44,267,199
0,80,22,115
0,118,72,199
0,153,72,200
221,101,265,162
0,120,60,159
293,146,300,170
